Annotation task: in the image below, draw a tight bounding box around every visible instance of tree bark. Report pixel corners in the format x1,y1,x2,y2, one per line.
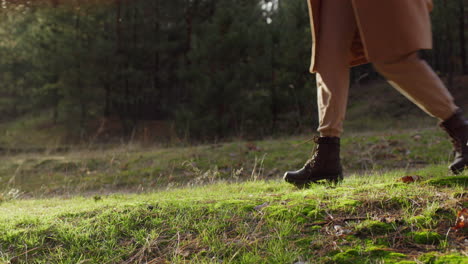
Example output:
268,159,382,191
459,0,467,74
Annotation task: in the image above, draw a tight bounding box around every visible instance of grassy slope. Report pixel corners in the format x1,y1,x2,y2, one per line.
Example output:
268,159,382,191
0,127,467,263
2,54,468,264
0,170,467,263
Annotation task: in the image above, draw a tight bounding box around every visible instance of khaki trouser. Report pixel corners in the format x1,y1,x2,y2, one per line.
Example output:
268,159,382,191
315,0,458,137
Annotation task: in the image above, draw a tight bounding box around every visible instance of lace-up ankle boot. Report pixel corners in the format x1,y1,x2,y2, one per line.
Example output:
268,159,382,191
439,110,468,174
283,136,343,187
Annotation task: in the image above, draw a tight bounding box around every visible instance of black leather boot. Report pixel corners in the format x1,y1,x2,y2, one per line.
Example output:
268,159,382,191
284,136,343,187
439,110,468,174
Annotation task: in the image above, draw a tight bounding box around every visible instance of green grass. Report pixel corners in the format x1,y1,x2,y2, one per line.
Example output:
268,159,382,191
1,127,467,263
1,171,467,263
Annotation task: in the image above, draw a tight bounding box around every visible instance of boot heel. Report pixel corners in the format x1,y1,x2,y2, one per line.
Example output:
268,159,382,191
328,173,343,184
440,110,468,175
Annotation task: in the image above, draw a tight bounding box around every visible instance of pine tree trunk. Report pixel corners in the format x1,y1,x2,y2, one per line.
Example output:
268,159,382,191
75,7,86,137
153,0,160,119
459,0,467,74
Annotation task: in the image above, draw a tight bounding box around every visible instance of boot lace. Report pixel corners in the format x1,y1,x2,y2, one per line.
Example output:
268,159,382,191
304,136,320,170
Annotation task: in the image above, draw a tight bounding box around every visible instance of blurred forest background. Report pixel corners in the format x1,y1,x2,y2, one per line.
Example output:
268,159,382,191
0,0,467,145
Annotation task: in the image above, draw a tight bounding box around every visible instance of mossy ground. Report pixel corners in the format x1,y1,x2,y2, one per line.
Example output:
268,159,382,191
1,171,466,263
0,127,467,263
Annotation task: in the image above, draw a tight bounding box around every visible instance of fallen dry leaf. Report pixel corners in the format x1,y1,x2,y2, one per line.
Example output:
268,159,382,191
453,208,468,231
398,175,423,183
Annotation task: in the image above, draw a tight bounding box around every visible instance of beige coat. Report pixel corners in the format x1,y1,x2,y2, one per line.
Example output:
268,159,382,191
307,0,434,73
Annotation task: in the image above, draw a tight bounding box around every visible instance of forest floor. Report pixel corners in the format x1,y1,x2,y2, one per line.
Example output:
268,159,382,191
1,126,467,263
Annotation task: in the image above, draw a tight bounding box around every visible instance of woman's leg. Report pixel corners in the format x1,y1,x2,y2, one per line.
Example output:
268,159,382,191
374,52,468,174
284,0,358,186
373,52,458,120
314,0,358,137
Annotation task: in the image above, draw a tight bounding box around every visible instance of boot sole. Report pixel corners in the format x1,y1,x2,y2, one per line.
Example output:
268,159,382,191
285,173,343,188
449,159,468,175
450,165,466,175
